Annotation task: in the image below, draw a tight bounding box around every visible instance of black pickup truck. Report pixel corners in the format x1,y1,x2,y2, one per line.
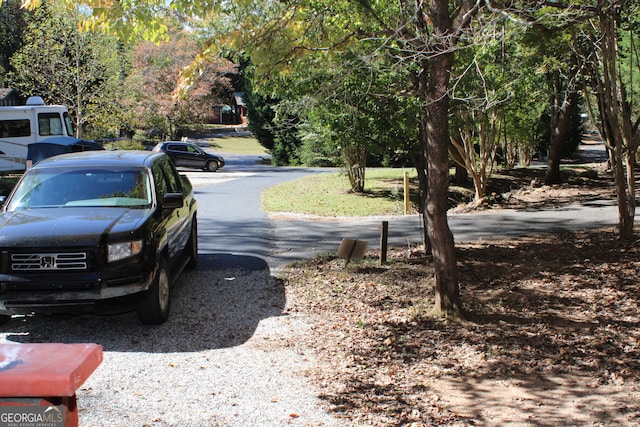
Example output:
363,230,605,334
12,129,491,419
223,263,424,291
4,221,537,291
0,150,198,325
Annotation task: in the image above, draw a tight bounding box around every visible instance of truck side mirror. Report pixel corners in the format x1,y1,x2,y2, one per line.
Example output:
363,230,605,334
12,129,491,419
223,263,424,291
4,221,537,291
162,193,183,209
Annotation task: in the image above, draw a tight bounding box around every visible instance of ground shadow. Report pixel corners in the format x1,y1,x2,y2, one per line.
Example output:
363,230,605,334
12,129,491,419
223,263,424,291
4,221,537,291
286,228,640,425
1,254,286,353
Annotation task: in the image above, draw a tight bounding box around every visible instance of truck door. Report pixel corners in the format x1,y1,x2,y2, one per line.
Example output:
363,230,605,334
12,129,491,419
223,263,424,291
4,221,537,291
152,158,190,265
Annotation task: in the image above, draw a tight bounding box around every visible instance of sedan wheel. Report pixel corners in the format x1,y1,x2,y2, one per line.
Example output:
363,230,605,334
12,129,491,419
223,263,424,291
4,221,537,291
137,259,170,325
204,161,218,172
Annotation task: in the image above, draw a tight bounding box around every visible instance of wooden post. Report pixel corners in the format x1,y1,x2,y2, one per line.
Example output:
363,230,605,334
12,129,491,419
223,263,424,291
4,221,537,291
380,221,388,265
404,171,409,215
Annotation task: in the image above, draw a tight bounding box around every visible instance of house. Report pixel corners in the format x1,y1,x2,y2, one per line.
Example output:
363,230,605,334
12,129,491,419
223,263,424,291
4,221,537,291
211,92,247,125
0,89,21,106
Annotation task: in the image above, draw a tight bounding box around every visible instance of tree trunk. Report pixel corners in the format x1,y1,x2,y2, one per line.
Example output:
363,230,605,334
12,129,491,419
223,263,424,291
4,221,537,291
343,144,367,193
424,51,461,318
411,114,431,253
74,28,83,139
454,163,467,185
588,11,637,239
620,148,635,237
448,135,468,186
545,89,579,185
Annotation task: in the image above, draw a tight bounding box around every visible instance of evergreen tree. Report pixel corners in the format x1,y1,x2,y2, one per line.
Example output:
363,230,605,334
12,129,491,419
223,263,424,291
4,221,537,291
6,1,125,137
0,0,29,86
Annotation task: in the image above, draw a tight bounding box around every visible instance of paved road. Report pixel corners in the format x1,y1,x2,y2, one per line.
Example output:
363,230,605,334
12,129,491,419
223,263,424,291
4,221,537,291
184,155,330,271
270,198,621,267
187,145,622,272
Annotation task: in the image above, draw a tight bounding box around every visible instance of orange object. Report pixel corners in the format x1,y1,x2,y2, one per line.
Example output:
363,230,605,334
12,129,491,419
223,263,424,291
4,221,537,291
0,343,103,427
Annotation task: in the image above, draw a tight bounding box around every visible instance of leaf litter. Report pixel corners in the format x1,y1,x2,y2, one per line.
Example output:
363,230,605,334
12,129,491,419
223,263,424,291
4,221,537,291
280,165,640,426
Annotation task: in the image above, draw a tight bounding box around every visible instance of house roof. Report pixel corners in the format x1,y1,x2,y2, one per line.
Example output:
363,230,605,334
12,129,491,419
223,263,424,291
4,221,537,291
0,88,15,99
233,92,246,107
0,88,19,105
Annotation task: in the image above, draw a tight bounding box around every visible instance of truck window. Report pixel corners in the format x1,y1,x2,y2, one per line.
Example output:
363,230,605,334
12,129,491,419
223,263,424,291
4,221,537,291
0,119,31,138
63,112,74,137
38,112,63,136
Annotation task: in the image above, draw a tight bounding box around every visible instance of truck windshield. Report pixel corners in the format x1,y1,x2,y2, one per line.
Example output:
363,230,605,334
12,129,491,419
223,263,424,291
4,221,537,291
6,168,153,210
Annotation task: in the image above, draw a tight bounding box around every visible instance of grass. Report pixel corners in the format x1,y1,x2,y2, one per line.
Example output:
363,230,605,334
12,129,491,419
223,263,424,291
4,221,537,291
260,164,606,217
204,136,270,156
125,128,270,156
261,168,418,217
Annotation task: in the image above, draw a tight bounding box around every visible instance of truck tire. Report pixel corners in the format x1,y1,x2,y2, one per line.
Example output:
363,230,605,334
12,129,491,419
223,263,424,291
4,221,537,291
137,258,170,325
186,217,198,270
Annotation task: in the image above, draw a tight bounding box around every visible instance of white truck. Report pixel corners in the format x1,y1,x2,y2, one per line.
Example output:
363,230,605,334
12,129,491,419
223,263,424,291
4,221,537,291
0,96,76,172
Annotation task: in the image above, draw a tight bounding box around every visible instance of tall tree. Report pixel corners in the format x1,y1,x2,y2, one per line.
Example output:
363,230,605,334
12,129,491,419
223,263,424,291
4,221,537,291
530,23,583,185
242,60,303,166
579,2,640,239
418,1,482,316
197,0,478,314
283,46,421,190
0,0,29,84
7,1,123,137
127,31,196,138
125,23,238,139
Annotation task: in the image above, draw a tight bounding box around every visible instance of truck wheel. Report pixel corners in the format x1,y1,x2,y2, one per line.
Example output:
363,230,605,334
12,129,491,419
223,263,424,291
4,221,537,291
204,161,218,172
186,217,198,270
137,259,170,325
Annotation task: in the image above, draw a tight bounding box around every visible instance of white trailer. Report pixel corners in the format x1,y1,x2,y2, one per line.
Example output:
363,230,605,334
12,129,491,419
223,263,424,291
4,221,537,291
0,96,75,172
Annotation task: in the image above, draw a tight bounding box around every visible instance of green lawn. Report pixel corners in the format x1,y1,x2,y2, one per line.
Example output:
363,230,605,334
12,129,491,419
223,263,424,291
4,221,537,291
205,136,270,156
261,168,418,217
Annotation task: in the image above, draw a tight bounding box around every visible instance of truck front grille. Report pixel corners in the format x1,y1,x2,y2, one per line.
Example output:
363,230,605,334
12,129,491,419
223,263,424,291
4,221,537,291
11,252,88,271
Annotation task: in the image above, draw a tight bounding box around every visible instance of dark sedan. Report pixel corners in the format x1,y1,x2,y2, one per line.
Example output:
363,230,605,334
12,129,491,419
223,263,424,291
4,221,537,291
0,150,197,325
153,141,225,171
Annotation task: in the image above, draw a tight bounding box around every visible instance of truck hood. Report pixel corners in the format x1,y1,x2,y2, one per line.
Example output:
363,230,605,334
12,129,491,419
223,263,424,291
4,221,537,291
0,208,151,247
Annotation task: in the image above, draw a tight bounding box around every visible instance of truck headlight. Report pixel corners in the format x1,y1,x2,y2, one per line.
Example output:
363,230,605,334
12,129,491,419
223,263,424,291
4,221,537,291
108,240,143,262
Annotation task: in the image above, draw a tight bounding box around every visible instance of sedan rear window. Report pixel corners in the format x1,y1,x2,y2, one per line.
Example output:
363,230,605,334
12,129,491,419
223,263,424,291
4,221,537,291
6,168,153,210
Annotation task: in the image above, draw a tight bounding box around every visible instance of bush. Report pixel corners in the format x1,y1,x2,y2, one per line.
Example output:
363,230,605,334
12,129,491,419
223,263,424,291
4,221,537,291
0,175,20,196
102,140,146,150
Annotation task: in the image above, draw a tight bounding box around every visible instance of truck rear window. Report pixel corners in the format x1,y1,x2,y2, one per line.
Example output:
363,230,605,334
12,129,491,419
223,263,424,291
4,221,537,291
0,119,31,138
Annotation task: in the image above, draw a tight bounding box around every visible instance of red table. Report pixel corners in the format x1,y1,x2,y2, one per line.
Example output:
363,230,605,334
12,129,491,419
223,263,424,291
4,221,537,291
0,343,103,427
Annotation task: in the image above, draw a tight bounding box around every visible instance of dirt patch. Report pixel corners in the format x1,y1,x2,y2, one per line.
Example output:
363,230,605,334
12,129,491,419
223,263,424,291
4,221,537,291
448,163,615,213
281,163,640,426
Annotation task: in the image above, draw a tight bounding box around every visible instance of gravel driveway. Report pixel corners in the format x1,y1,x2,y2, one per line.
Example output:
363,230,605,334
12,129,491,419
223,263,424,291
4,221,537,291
0,259,343,426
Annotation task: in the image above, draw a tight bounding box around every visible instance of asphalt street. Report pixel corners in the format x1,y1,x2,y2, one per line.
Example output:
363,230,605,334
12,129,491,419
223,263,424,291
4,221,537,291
269,198,621,268
186,143,623,272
